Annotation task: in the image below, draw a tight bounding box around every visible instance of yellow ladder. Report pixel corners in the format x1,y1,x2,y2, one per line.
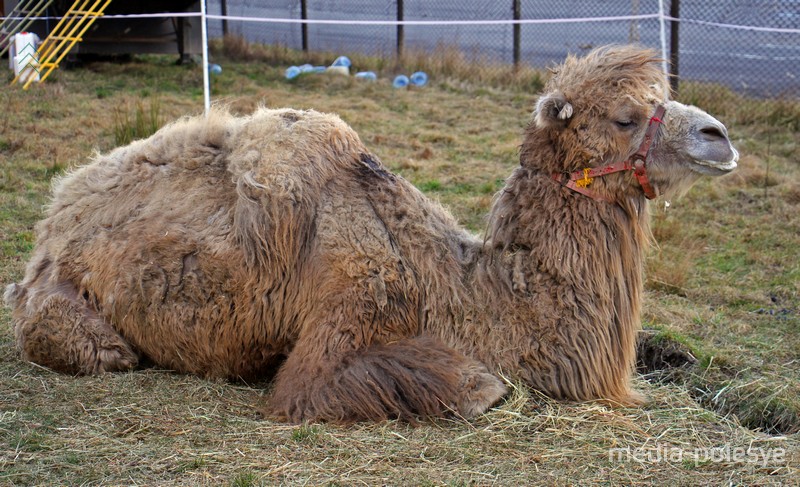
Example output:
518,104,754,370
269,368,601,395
0,0,54,58
12,0,113,89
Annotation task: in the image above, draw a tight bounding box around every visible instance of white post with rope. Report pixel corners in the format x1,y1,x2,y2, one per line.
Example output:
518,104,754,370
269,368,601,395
200,0,210,115
657,0,669,75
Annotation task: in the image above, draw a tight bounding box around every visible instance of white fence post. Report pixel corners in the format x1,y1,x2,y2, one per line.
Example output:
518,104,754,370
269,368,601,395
658,0,669,75
200,0,211,115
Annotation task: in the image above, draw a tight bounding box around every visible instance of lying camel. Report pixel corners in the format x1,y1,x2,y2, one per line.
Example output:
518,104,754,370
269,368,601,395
5,46,738,422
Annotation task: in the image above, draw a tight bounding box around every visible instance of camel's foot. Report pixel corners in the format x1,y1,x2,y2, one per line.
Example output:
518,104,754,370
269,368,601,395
456,363,508,418
596,389,648,408
267,335,507,423
10,283,138,375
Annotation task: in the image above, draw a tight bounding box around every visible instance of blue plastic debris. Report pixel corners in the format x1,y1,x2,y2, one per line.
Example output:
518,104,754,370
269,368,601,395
355,71,377,81
410,71,428,86
331,56,351,68
285,66,301,79
392,75,410,88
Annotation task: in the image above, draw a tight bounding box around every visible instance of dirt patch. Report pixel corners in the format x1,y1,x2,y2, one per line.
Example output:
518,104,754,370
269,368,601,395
636,329,697,381
636,329,798,435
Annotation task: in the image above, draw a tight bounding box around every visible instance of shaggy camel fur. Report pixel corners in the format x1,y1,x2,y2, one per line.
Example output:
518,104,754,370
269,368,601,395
5,46,738,423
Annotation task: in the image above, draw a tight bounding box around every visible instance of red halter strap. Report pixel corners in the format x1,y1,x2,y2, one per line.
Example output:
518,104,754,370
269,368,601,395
553,104,666,201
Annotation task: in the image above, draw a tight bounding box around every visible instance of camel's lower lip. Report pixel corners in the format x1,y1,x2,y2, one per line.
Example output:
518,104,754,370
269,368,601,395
690,158,738,175
691,146,738,175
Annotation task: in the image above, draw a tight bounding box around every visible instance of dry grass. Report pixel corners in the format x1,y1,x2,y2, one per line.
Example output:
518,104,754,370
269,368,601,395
216,34,545,93
1,49,798,485
1,338,796,486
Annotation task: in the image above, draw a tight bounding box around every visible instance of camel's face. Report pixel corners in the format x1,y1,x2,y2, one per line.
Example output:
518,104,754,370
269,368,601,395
643,101,738,197
533,47,738,199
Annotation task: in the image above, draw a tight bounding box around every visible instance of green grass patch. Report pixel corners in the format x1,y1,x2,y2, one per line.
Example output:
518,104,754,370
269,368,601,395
291,423,323,443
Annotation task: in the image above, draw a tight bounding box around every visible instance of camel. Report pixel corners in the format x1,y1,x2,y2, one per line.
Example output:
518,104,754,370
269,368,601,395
5,46,738,423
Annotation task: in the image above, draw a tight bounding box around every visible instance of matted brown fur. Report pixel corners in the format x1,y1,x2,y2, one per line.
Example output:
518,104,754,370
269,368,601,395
4,46,738,423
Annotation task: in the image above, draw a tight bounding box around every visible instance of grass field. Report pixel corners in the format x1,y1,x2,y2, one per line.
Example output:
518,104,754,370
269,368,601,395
0,46,798,485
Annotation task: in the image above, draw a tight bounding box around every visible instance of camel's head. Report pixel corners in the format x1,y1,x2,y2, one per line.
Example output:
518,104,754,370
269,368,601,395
531,45,738,200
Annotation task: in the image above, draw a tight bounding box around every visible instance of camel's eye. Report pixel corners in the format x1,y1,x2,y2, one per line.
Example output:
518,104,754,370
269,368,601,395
615,120,636,129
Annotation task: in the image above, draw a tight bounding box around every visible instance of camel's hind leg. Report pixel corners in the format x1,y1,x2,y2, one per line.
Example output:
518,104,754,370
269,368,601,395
5,282,138,375
267,321,507,423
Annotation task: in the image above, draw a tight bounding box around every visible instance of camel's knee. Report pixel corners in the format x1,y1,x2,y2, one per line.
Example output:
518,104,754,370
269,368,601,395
14,291,138,375
16,310,78,374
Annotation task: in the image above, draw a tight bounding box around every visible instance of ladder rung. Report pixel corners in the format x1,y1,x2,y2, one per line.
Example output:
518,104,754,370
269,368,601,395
46,35,83,41
67,11,104,16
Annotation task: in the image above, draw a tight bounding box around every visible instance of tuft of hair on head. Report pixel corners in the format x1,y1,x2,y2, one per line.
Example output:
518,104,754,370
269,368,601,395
541,45,669,115
531,45,672,134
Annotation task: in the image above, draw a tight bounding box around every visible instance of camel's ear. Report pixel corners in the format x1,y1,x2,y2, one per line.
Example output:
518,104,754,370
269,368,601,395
534,91,573,129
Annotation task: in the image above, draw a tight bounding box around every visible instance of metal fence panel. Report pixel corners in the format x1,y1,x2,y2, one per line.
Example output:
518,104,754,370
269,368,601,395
206,0,800,98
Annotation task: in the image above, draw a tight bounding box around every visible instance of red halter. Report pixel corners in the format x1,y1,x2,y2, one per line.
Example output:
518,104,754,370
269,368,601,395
553,105,666,202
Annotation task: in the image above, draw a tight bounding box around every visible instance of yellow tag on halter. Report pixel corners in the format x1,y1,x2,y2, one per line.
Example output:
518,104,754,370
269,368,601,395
575,167,594,188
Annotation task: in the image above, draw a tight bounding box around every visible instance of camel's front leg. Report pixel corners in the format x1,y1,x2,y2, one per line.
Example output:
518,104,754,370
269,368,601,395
266,320,507,423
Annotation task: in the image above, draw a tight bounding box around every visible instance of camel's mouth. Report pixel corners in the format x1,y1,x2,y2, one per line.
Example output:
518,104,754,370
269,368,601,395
688,147,739,176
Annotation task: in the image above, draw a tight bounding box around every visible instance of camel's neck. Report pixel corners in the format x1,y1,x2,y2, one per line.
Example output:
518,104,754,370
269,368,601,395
487,165,650,253
466,165,650,402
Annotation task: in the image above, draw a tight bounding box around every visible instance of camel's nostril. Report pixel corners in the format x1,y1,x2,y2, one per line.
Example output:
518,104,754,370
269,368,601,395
699,126,726,140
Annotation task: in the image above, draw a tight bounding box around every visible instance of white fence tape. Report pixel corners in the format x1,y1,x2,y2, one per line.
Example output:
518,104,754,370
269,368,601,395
1,13,202,20
3,12,797,33
663,16,800,35
203,13,661,25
